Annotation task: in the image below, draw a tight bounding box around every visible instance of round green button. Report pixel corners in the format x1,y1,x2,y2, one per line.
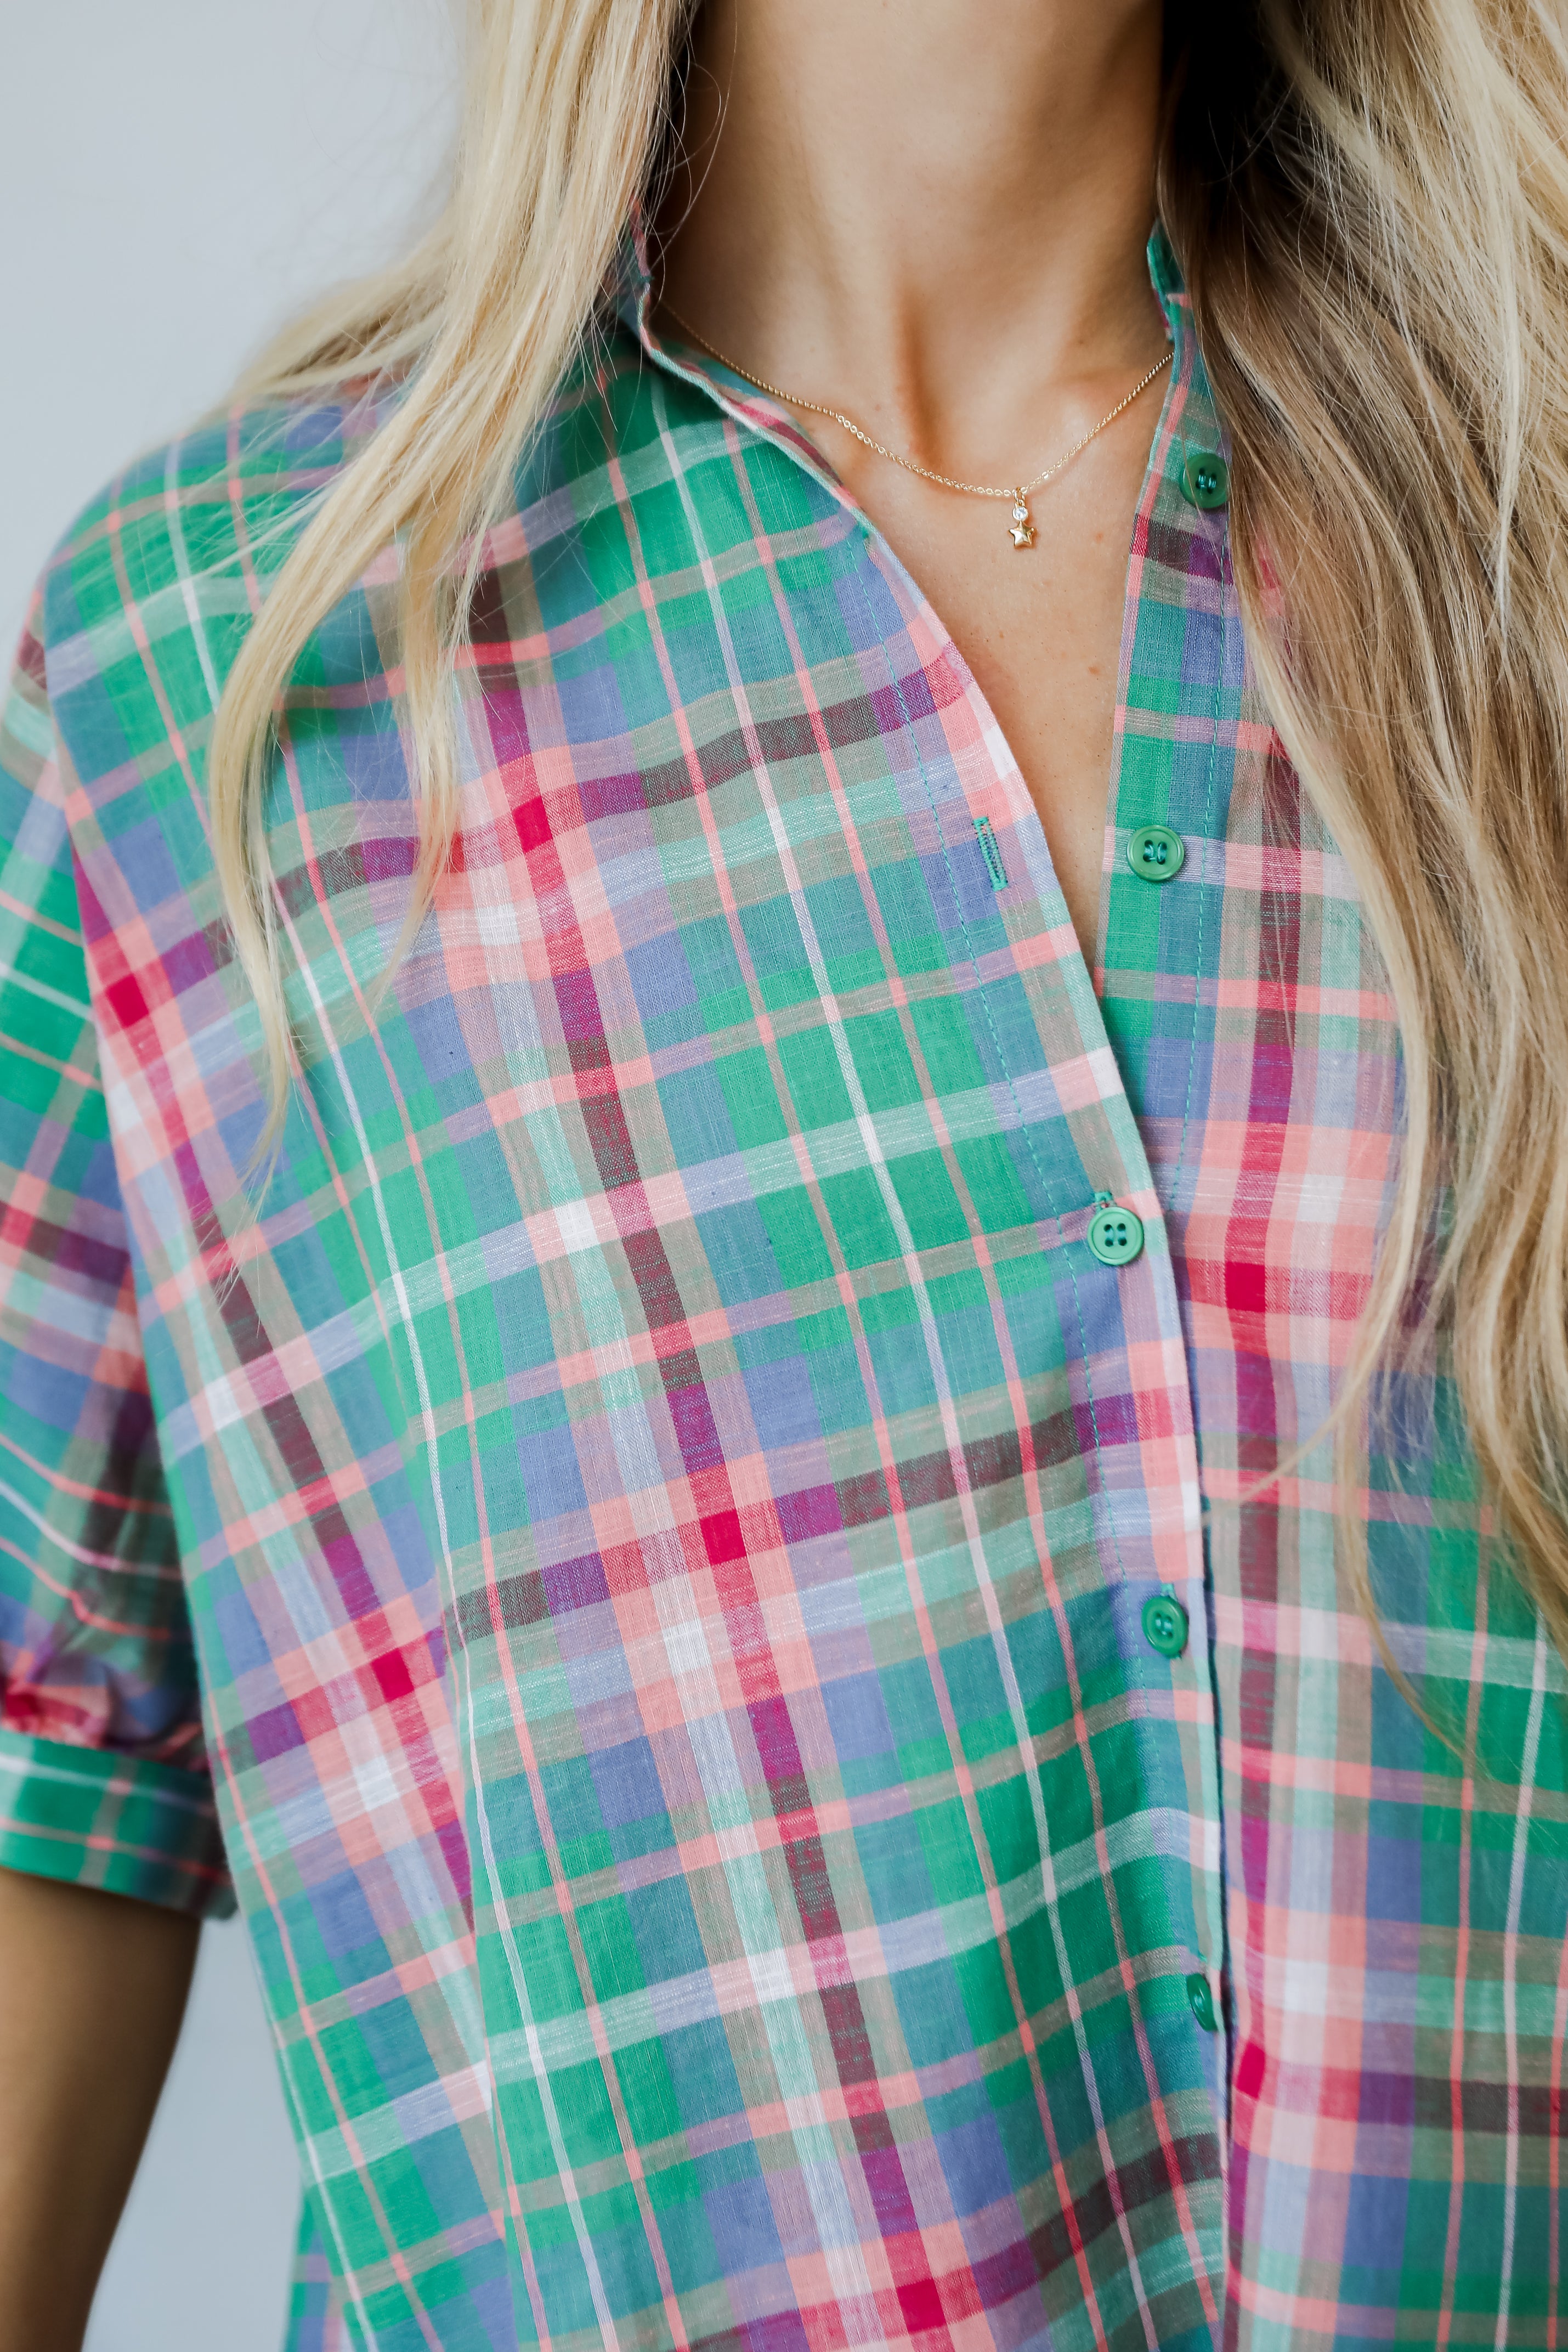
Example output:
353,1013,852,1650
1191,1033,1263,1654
1087,1202,1144,1268
1186,1971,1219,2032
1127,823,1185,884
1142,1592,1189,1658
1181,450,1229,510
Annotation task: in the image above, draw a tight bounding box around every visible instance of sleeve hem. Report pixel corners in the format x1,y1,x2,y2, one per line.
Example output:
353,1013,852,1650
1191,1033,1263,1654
0,1727,235,1920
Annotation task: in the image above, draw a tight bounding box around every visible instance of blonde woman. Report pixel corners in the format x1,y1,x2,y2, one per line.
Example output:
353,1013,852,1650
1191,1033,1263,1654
3,3,1566,2347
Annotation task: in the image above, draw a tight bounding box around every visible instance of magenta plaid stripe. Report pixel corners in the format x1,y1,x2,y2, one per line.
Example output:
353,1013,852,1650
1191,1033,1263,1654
1,230,1563,2350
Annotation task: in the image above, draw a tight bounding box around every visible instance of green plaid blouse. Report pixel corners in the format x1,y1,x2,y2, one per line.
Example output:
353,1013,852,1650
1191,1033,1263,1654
2,230,1564,2351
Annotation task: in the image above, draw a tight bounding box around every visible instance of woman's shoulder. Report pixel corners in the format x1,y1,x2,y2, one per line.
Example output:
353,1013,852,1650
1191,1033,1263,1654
31,380,400,797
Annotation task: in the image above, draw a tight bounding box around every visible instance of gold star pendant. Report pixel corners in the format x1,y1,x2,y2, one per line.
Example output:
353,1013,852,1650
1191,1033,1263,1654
1009,496,1035,549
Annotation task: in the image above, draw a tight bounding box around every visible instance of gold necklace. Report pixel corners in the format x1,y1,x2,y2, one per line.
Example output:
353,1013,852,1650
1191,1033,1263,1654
661,301,1172,547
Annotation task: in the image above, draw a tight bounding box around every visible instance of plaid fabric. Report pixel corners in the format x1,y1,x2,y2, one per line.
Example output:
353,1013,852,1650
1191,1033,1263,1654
1,229,1563,2350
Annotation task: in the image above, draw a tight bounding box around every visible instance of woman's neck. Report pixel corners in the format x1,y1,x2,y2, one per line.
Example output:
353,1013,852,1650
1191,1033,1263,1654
659,0,1169,478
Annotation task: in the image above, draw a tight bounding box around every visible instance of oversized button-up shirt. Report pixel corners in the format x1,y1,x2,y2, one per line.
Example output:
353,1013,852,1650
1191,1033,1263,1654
2,231,1564,2351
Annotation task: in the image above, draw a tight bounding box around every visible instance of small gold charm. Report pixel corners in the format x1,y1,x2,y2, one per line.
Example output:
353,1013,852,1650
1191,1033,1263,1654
1009,494,1035,549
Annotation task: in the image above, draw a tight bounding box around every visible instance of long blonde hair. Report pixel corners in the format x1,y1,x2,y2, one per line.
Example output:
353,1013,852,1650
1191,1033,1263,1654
211,0,1568,1666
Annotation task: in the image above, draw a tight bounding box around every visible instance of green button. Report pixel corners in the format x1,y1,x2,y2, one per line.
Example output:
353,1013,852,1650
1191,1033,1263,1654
1186,1971,1219,2032
1142,1592,1189,1658
1127,823,1185,884
1087,1202,1144,1268
1181,450,1229,510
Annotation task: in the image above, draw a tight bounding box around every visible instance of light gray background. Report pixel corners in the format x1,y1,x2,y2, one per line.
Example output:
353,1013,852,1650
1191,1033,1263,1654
0,7,459,2345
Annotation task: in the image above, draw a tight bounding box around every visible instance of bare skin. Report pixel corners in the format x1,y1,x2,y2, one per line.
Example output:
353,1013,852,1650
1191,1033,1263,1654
659,0,1170,964
0,1868,197,2352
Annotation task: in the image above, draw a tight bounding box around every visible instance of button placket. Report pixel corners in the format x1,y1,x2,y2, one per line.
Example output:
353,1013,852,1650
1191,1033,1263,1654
1094,253,1234,2084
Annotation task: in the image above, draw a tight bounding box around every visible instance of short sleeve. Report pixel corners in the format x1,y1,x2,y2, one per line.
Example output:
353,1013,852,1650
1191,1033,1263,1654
0,592,233,1919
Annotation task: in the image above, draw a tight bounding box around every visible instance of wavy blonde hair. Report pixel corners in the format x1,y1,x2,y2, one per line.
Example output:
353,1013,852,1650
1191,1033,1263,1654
211,0,1568,1667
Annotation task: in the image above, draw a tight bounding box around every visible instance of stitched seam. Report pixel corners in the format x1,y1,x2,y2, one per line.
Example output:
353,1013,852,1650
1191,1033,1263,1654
1171,469,1230,1198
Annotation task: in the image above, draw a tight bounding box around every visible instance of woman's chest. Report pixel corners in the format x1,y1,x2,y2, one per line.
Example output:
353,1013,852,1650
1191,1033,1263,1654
84,421,1450,1984
80,343,1408,1704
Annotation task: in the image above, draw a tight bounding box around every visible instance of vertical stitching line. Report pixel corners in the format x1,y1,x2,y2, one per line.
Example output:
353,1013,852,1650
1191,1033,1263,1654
1171,493,1231,1200
1161,438,1238,2093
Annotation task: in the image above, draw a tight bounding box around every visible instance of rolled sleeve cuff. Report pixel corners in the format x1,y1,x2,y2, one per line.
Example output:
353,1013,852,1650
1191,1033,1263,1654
0,1727,235,1920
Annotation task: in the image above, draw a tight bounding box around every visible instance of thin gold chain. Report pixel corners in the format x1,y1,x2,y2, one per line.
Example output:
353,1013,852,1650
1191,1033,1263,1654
660,301,1172,503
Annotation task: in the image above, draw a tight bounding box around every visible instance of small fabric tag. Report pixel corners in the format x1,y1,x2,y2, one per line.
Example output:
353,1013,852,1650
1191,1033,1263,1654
973,816,1009,891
